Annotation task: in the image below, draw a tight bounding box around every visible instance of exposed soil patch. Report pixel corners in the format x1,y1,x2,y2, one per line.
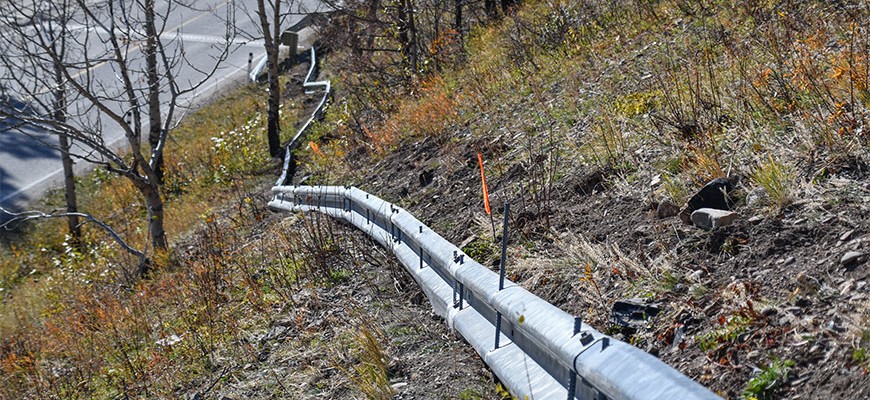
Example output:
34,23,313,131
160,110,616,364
297,131,869,399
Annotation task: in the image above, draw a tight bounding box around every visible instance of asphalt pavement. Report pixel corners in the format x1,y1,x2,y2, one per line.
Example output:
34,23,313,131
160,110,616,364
0,0,324,208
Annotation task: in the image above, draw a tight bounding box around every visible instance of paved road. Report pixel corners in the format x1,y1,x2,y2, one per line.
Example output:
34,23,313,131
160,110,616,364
0,0,324,208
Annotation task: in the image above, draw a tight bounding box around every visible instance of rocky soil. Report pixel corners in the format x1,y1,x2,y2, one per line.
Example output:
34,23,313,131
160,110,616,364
295,130,869,399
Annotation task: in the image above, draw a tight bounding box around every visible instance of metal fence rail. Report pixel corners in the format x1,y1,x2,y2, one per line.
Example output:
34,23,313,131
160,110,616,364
267,186,721,400
269,46,719,400
275,46,330,186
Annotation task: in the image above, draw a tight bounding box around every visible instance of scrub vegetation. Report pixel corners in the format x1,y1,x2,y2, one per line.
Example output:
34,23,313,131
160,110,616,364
2,0,869,399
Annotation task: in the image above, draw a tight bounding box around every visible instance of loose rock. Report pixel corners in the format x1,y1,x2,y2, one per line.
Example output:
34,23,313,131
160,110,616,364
840,251,864,266
746,188,768,207
690,208,738,230
657,200,680,218
679,177,734,223
748,215,765,224
687,269,706,282
839,279,855,296
611,299,662,329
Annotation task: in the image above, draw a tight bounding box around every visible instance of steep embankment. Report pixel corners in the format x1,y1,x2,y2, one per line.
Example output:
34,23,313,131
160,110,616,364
301,1,870,398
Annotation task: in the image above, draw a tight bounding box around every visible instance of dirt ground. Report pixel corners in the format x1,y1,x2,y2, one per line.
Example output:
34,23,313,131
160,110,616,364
179,200,496,400
295,129,869,399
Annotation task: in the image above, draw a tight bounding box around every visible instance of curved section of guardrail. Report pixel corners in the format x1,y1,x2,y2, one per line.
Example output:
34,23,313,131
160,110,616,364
267,186,721,400
250,16,315,82
249,54,269,82
275,46,331,186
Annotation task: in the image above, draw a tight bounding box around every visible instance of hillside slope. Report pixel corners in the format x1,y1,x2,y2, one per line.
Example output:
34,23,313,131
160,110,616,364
300,1,870,398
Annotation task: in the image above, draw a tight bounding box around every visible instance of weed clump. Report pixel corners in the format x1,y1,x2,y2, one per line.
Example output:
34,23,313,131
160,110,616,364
742,358,795,400
751,155,795,210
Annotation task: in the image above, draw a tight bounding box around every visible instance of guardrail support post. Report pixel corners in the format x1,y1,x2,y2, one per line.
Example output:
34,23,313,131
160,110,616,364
498,203,510,290
453,281,459,308
419,226,425,269
494,203,511,350
567,315,583,400
494,311,502,349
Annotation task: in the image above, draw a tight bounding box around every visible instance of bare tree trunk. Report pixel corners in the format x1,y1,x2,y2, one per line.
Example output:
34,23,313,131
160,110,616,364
365,0,380,53
455,0,463,38
396,0,418,74
57,134,80,241
406,0,418,73
54,85,81,242
257,0,282,158
145,0,164,183
140,180,167,258
49,1,80,242
485,0,497,19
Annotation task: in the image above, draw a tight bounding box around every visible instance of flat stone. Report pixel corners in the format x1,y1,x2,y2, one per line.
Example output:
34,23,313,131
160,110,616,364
690,208,738,230
687,269,706,282
839,279,855,296
748,215,765,224
840,229,855,241
840,251,865,266
657,200,680,218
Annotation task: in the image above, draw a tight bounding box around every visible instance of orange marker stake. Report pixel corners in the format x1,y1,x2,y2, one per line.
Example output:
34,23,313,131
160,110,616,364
478,152,491,215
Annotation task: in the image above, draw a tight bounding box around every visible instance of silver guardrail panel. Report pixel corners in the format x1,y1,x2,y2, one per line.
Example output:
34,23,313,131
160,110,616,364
267,186,721,400
274,47,330,187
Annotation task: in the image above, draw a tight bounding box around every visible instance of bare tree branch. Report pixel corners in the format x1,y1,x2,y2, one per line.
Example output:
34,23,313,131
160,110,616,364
0,206,146,262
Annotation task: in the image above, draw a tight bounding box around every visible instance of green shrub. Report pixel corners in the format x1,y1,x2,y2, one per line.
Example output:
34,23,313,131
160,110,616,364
742,358,795,400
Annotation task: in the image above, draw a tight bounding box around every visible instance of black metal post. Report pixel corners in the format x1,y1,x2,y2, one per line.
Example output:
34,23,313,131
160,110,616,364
494,312,502,349
494,203,511,349
498,203,510,290
567,315,583,400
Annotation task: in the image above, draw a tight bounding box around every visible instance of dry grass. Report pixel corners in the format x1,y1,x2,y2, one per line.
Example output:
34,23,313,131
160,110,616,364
0,79,318,397
322,0,869,208
752,155,796,210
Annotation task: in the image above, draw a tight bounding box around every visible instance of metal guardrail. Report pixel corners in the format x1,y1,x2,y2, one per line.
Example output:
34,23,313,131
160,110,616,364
274,46,330,186
249,15,314,83
267,187,720,400
268,48,719,400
